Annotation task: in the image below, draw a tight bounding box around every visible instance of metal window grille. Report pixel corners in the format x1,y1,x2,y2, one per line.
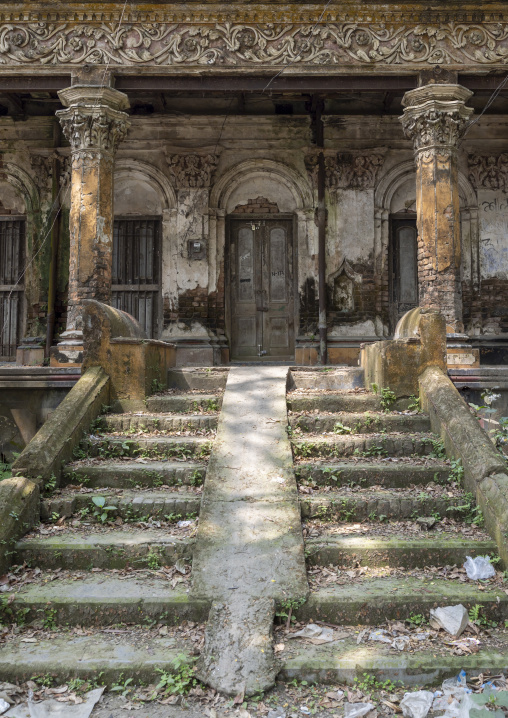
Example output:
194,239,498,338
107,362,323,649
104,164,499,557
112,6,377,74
111,218,161,338
0,218,25,359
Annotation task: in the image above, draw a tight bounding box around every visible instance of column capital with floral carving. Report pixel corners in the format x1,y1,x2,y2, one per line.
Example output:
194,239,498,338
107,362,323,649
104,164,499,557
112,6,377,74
56,85,130,160
400,84,473,155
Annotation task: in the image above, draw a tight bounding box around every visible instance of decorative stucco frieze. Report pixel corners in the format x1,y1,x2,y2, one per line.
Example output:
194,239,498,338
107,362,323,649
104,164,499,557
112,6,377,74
166,153,219,189
29,154,53,192
468,154,508,192
331,154,385,191
305,152,384,191
1,22,508,67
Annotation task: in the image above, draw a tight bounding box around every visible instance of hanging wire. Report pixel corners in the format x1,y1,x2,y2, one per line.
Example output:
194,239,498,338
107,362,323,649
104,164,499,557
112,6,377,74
462,73,508,139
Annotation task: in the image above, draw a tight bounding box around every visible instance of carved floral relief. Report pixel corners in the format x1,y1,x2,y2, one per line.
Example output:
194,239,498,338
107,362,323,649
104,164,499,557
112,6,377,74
468,154,508,192
1,22,508,67
166,154,219,189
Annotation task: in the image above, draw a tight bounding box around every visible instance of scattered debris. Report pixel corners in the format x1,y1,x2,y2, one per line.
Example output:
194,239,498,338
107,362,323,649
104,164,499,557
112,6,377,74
400,690,434,718
288,623,334,644
429,605,469,637
463,555,496,580
416,517,436,531
5,688,104,718
267,708,286,718
343,701,375,717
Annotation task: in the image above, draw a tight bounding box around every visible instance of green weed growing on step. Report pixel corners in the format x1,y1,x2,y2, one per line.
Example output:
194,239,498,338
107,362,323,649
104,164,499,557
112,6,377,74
275,597,306,626
156,654,198,695
354,673,400,694
31,674,55,688
41,607,57,631
111,674,134,697
151,378,165,394
448,458,464,486
44,474,57,496
407,612,427,627
322,467,343,484
371,384,397,412
448,492,484,526
91,496,117,524
429,437,446,459
206,398,219,412
469,604,498,629
0,460,12,481
408,395,421,412
145,549,162,570
333,421,352,435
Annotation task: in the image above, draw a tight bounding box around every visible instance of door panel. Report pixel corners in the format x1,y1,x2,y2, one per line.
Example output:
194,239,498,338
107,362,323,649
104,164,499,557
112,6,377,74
229,218,294,360
390,217,418,329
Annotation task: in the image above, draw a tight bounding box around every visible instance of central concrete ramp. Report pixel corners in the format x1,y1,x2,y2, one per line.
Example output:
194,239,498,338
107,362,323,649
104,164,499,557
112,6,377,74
192,366,308,696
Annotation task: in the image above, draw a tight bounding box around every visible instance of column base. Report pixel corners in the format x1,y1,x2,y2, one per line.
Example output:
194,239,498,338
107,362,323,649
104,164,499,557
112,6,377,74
446,333,480,369
50,331,84,368
171,335,229,366
16,336,45,366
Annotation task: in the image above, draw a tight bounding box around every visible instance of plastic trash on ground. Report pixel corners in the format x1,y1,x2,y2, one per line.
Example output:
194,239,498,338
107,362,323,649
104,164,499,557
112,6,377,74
5,687,105,718
343,702,375,717
368,629,392,643
429,605,469,637
288,623,334,644
400,690,434,718
391,636,409,651
463,555,496,580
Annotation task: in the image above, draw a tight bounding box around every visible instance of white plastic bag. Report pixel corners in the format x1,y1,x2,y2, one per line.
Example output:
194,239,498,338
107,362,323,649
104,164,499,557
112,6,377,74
463,555,496,580
400,690,434,718
344,702,375,717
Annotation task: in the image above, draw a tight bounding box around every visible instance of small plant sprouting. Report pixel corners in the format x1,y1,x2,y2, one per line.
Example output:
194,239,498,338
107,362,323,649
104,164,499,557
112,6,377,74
372,384,397,412
333,421,352,435
448,458,464,486
407,612,427,627
91,496,117,524
275,597,306,629
429,437,446,459
156,654,198,696
408,395,421,412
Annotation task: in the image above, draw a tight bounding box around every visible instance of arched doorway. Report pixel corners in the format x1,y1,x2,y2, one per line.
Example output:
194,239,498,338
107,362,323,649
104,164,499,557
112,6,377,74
210,159,313,362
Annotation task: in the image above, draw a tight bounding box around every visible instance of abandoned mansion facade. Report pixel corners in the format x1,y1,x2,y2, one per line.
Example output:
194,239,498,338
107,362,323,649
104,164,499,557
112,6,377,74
1,0,508,367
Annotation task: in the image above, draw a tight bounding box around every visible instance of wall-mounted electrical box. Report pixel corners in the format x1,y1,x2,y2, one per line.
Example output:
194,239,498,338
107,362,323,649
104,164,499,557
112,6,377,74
188,239,206,260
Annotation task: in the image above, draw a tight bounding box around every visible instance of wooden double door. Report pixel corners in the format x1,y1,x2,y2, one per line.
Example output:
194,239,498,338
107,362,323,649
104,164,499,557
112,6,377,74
229,217,295,361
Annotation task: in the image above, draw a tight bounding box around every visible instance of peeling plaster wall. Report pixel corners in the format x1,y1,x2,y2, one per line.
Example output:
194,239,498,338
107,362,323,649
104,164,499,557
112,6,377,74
5,110,508,354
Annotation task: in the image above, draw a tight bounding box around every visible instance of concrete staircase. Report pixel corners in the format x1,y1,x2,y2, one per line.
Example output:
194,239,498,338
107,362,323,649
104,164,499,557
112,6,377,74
1,366,507,691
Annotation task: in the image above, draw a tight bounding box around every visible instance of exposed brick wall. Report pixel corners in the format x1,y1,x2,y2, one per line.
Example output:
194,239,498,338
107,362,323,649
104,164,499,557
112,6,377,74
163,262,226,336
232,197,280,214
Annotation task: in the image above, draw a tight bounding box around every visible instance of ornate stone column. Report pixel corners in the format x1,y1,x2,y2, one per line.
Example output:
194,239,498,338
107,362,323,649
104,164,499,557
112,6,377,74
51,85,130,365
401,84,473,332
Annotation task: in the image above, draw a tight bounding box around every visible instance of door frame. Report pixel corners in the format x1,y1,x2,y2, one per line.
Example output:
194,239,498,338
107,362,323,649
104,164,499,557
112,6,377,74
112,215,163,338
388,212,418,334
225,213,298,361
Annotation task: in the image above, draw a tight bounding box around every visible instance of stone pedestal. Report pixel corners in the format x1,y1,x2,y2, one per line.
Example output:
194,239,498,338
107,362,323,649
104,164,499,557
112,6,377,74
16,336,45,366
50,85,130,367
401,84,473,332
447,332,480,369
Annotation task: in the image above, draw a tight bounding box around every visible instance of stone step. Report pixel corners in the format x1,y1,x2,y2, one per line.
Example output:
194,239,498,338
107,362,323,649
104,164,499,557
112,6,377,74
297,577,508,625
295,461,451,488
288,368,364,391
146,393,223,413
299,490,467,521
291,434,436,459
290,412,430,434
15,530,194,570
0,637,195,687
280,641,508,687
100,413,218,433
41,490,201,522
7,575,209,626
167,368,229,391
305,535,497,568
2,634,507,689
288,392,382,413
63,461,206,489
86,435,213,460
